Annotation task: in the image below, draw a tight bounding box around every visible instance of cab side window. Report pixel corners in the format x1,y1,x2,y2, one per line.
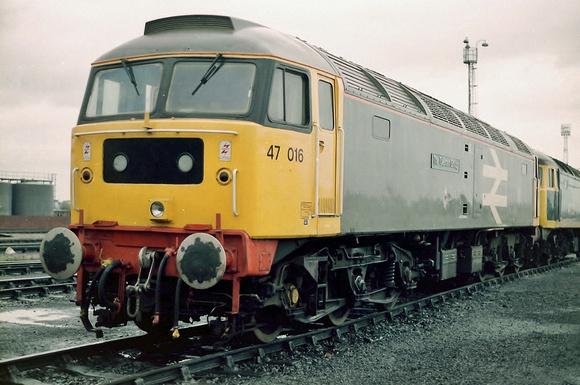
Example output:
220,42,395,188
318,80,334,130
268,68,309,127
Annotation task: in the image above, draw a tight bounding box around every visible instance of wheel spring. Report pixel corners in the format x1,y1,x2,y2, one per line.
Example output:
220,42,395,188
384,260,396,288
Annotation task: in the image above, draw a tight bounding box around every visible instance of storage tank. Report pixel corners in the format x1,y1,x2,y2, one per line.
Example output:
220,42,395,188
0,182,12,215
12,183,54,216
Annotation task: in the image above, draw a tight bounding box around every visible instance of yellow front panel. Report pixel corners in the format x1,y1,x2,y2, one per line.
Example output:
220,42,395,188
70,118,336,239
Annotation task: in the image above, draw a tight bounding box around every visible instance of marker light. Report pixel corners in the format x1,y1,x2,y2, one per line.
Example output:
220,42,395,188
81,167,93,183
216,168,232,185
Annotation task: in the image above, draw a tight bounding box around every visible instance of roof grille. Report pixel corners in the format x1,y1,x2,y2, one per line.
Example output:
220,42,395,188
322,50,425,114
506,134,532,155
316,47,532,157
417,94,463,129
325,52,386,100
479,122,510,147
552,158,580,178
145,15,234,35
366,70,426,114
456,112,490,140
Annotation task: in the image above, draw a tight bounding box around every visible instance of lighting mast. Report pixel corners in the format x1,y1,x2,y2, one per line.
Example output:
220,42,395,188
463,37,488,117
561,124,571,164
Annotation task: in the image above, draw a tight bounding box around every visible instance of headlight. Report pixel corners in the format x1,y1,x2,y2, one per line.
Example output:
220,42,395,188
150,201,165,218
177,153,194,173
113,153,128,172
149,198,173,222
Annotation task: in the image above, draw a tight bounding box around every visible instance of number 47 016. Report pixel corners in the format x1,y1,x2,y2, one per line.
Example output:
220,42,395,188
267,145,304,163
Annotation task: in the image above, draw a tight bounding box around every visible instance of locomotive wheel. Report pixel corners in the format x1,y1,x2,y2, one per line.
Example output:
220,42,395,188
507,257,524,274
375,290,400,311
478,269,494,282
380,296,399,310
495,265,506,277
324,306,351,326
478,262,496,281
252,306,284,343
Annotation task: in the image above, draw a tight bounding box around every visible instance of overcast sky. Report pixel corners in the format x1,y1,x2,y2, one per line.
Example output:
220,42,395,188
1,0,579,200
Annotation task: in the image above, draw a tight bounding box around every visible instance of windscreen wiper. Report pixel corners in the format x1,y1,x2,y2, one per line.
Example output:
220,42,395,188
121,58,140,96
191,54,223,96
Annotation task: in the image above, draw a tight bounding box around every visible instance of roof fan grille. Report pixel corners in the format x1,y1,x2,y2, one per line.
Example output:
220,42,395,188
145,15,234,35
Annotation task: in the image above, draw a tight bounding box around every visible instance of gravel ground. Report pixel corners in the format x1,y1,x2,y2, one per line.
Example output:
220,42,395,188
217,261,580,385
1,261,579,385
0,293,145,361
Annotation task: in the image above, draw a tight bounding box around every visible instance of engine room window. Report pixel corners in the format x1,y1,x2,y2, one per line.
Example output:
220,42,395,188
268,68,309,126
166,61,256,115
318,80,334,130
372,116,391,141
86,63,162,117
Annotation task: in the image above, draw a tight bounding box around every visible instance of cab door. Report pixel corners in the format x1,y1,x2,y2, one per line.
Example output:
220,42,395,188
313,74,342,234
547,167,561,222
533,156,540,226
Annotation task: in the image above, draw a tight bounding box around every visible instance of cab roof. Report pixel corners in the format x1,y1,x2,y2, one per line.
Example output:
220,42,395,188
536,150,580,178
94,15,336,74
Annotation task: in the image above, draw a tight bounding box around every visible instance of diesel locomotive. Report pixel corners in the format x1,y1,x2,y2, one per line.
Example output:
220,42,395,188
40,15,580,342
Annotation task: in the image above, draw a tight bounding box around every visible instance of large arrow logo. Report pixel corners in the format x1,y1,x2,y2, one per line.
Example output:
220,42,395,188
482,148,508,225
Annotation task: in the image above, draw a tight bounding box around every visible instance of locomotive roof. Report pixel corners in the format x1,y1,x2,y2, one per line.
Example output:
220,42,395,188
96,14,536,159
94,15,336,74
536,150,580,178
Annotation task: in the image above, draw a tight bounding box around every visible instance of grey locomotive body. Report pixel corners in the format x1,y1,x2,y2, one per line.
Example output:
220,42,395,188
340,95,536,234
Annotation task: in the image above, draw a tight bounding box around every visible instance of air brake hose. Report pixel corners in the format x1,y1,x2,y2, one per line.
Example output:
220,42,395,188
153,254,169,326
97,260,123,312
173,277,183,339
80,265,105,333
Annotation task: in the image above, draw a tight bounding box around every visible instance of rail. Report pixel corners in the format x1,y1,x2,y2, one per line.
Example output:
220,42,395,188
0,261,44,275
0,275,76,299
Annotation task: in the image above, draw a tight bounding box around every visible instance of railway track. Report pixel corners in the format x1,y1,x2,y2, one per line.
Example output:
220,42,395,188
0,258,575,385
0,240,42,253
0,231,44,253
0,275,76,299
0,260,44,276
